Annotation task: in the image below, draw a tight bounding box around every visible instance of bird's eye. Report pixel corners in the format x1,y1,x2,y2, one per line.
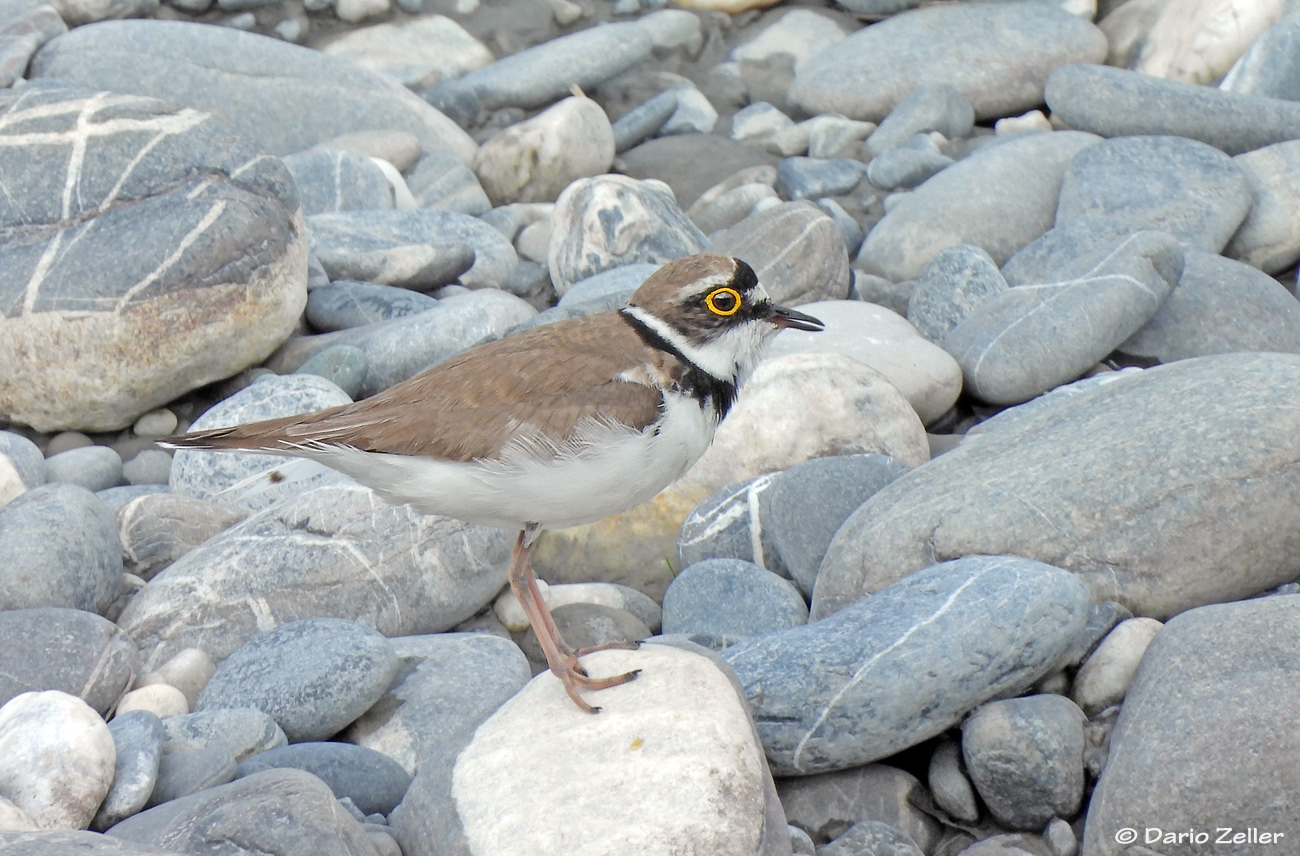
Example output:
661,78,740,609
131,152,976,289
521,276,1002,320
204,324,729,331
706,287,741,316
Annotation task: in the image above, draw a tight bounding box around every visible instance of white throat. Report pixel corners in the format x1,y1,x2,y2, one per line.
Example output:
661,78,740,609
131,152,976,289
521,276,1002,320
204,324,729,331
622,305,776,384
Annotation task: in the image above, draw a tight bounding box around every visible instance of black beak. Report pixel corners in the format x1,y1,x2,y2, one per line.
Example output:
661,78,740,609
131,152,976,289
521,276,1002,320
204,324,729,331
769,303,825,332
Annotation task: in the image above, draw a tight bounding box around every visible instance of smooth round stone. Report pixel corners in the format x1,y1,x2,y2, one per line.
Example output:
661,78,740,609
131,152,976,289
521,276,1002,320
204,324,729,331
140,648,216,711
1046,62,1300,155
473,95,614,206
775,157,865,201
1225,139,1300,273
319,15,491,91
1045,818,1077,856
121,450,172,487
1221,6,1300,100
160,709,287,762
118,493,248,581
907,244,1008,343
661,85,717,136
117,685,189,720
706,201,851,306
307,210,498,289
281,148,393,216
1084,597,1300,854
146,747,237,807
0,431,44,496
767,300,962,425
30,20,474,160
942,231,1182,405
866,84,973,155
1056,135,1252,253
611,89,678,153
519,603,651,672
791,3,1105,122
494,583,661,634
344,633,530,776
777,763,941,850
195,618,399,743
107,768,377,853
132,410,178,439
0,607,138,716
727,557,1090,774
617,133,779,210
168,373,352,512
404,151,491,215
514,218,552,265
821,821,923,856
47,431,93,456
856,130,1100,281
306,281,440,332
678,454,910,599
818,353,1300,619
236,742,411,815
805,115,876,160
1071,617,1163,715
662,559,807,639
962,694,1086,830
44,445,123,492
1120,251,1300,362
0,484,122,614
91,711,164,831
684,353,929,495
554,264,659,311
0,691,116,829
392,645,781,856
928,737,978,823
293,346,368,399
548,174,705,295
866,146,954,191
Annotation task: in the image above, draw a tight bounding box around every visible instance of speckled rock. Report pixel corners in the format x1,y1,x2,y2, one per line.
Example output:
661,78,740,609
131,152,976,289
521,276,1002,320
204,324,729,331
706,202,851,306
0,608,138,716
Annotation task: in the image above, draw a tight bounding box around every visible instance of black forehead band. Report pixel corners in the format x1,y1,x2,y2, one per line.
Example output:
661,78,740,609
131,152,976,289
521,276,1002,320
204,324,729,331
731,258,758,293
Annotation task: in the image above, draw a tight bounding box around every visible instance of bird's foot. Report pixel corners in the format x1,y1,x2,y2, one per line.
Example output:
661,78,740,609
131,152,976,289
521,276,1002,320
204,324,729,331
554,652,641,714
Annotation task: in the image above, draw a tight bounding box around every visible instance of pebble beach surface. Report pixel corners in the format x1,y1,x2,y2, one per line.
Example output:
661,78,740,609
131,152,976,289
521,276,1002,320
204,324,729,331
2,0,1300,854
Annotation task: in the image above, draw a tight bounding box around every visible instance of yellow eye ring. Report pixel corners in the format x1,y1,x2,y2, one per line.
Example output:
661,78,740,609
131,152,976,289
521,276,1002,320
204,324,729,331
706,287,742,316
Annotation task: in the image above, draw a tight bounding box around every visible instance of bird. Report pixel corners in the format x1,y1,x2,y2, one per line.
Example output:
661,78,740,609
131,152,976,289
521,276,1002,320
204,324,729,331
162,253,824,712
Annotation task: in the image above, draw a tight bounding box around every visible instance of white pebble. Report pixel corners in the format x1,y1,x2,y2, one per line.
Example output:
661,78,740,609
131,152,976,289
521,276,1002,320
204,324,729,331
140,648,216,710
1072,617,1164,714
995,110,1052,136
132,408,178,439
116,684,189,719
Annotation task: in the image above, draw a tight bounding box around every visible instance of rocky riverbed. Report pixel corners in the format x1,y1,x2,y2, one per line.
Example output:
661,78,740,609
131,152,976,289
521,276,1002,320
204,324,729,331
2,0,1300,854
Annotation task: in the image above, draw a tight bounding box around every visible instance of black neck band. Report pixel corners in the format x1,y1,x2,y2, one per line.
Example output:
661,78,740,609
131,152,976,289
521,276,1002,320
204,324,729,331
620,309,737,419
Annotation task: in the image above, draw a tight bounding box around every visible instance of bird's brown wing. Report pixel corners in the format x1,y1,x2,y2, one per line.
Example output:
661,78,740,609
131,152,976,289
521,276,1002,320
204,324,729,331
167,312,674,463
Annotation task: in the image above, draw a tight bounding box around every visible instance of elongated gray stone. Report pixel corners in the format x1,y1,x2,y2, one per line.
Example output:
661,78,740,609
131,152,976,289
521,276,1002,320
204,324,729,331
941,231,1182,404
30,20,475,161
814,353,1300,620
118,481,513,670
791,4,1106,122
1225,139,1300,274
1045,62,1300,155
725,557,1090,775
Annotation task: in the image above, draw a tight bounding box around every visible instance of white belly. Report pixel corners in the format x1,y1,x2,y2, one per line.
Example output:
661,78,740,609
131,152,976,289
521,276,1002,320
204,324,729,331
309,392,718,531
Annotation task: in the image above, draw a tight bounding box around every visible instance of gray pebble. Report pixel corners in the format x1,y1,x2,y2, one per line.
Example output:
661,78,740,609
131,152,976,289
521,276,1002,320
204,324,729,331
91,711,164,830
867,83,974,155
281,148,393,216
160,709,288,762
294,345,369,399
611,89,678,153
0,431,44,491
147,747,238,807
45,445,123,492
776,156,865,201
907,244,1008,343
306,281,440,332
122,450,173,486
0,607,138,715
820,820,923,856
236,742,411,816
662,559,807,639
404,151,491,215
866,146,953,191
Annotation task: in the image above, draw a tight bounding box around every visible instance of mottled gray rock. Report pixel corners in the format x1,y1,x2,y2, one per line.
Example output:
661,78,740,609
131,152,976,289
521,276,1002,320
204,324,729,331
907,244,1008,342
168,374,353,513
1056,135,1252,253
815,354,1300,620
707,201,851,305
1225,139,1300,274
866,145,954,191
777,764,941,851
44,446,123,492
928,737,978,824
282,149,394,216
308,210,500,289
1084,597,1300,855
548,175,705,295
404,151,491,216
0,691,116,830
107,768,379,855
307,283,439,333
147,747,237,807
31,20,475,160
962,694,1086,830
791,4,1106,122
662,559,807,639
1120,251,1300,362
160,709,287,762
617,133,780,210
856,131,1100,281
295,346,368,399
344,633,530,776
867,84,974,155
0,86,306,433
0,4,63,89
91,713,163,830
237,743,410,816
941,231,1182,404
0,484,122,614
195,618,397,743
775,157,865,201
821,821,923,856
0,608,138,716
117,493,247,580
1045,62,1300,155
392,644,785,856
727,557,1090,774
119,481,512,671
1220,7,1300,100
